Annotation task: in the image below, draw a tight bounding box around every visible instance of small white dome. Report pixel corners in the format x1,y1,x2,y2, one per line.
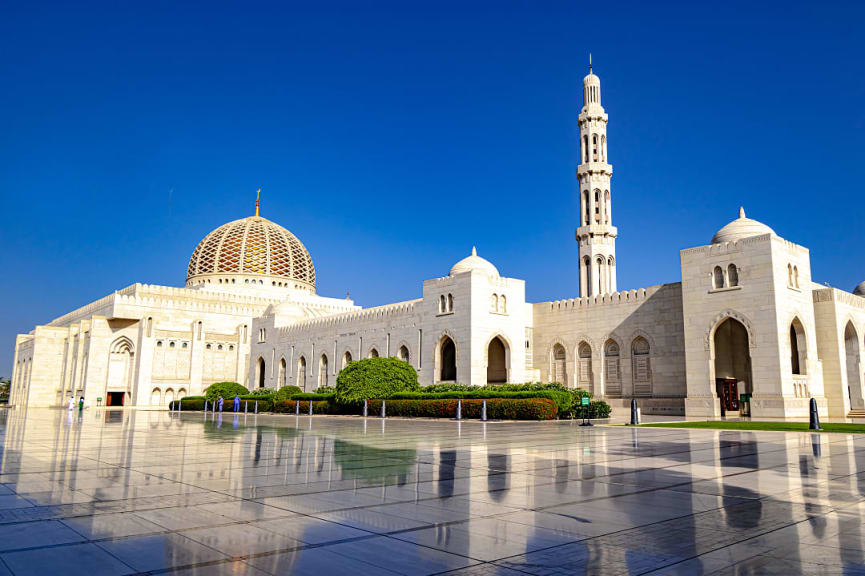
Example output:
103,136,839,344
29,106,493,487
854,282,865,297
711,207,776,244
450,247,499,277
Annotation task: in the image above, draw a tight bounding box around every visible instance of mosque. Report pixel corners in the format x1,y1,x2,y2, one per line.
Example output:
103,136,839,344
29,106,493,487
10,66,865,419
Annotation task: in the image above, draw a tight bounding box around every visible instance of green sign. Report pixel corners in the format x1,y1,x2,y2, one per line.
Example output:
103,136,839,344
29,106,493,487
581,396,590,406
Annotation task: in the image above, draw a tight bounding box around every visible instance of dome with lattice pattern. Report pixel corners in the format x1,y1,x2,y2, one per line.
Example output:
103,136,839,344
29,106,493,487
186,214,315,292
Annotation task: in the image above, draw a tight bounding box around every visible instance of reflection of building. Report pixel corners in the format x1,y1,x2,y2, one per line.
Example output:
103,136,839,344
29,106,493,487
10,65,865,418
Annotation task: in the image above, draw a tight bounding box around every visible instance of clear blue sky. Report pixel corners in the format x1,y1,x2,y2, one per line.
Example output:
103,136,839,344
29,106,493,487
1,1,864,376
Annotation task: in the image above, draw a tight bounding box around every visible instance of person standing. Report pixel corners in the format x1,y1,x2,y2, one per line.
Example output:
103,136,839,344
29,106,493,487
233,394,240,412
218,396,224,412
78,396,84,412
68,396,75,411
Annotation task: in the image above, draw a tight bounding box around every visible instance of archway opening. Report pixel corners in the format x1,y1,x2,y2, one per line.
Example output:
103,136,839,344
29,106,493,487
257,357,266,388
487,337,507,384
440,337,456,382
604,340,620,396
713,318,751,415
552,344,567,385
278,358,286,387
790,318,807,375
319,354,329,389
343,351,352,368
578,342,593,392
844,323,863,410
397,345,409,363
368,348,379,359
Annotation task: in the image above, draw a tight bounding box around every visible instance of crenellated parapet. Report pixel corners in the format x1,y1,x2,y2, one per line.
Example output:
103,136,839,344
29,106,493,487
277,299,422,335
542,283,679,312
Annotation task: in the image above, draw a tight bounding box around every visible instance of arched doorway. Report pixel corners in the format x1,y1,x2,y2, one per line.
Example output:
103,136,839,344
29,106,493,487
713,317,751,415
552,344,567,385
487,336,507,384
578,342,593,392
107,337,134,406
844,323,863,410
297,356,307,390
439,336,456,382
632,336,652,396
604,340,620,396
256,357,266,389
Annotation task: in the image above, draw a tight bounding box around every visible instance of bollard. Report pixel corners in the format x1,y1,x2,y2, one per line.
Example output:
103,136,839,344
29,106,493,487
809,397,821,431
481,399,487,421
295,400,300,415
178,399,182,413
456,399,462,420
309,400,313,416
254,400,258,414
204,400,208,412
213,400,216,414
245,400,248,414
381,399,386,418
629,399,640,426
363,399,368,418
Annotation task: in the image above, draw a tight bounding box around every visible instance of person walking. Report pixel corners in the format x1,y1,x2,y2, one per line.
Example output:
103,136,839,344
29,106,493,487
218,396,224,412
78,396,84,412
68,396,75,411
233,394,240,412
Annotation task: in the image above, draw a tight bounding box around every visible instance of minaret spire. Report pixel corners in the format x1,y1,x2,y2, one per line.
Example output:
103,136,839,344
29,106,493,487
254,189,261,217
589,53,592,74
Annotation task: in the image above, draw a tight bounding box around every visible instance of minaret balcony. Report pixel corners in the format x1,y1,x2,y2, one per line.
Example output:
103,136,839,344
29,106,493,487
577,163,613,176
576,224,618,239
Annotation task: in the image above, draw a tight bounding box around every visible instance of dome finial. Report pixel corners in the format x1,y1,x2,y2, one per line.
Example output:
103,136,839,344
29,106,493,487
738,206,745,219
254,189,261,217
472,246,477,256
589,52,592,74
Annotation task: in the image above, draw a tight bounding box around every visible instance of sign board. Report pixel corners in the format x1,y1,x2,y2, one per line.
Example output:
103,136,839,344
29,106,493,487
581,396,590,406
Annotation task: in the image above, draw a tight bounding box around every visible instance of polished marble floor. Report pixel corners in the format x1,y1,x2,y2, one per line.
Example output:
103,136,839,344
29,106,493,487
0,408,863,575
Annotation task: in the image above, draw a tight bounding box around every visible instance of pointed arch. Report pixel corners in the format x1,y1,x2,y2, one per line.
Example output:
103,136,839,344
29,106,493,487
318,354,329,388
485,333,510,384
577,340,593,392
604,337,621,396
278,357,286,387
437,332,457,382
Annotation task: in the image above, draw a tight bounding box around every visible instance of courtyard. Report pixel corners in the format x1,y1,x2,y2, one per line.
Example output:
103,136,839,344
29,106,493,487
0,409,862,575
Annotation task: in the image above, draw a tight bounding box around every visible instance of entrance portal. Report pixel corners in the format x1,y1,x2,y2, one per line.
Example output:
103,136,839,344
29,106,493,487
106,392,125,407
713,317,751,415
487,337,507,384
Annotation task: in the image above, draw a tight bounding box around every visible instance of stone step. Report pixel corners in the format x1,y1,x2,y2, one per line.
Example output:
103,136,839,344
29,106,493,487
847,410,865,417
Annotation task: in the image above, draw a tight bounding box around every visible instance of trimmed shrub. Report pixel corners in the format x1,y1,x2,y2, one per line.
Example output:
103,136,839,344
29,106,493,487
169,396,205,410
274,385,303,403
272,400,345,415
291,392,335,401
335,357,419,404
204,382,249,402
369,398,557,420
315,385,336,395
387,390,573,414
249,388,275,397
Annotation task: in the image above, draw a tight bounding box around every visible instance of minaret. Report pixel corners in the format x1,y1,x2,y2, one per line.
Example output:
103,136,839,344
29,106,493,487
576,56,617,297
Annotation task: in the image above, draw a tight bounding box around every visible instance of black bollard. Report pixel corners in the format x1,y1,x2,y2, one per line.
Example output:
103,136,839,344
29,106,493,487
481,399,487,421
809,398,821,431
456,399,462,420
381,399,386,418
363,399,368,417
630,399,640,426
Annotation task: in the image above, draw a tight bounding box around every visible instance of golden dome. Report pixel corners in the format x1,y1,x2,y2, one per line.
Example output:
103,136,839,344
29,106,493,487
186,214,315,291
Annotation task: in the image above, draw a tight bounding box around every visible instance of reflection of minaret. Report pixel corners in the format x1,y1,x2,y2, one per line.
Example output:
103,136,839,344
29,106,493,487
577,55,617,297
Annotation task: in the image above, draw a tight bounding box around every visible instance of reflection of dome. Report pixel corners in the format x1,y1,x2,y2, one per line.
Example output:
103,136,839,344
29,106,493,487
450,247,499,277
854,282,865,297
186,207,315,291
711,207,776,244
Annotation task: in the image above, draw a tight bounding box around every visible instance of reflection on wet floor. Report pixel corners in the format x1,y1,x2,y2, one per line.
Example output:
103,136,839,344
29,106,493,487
0,409,863,575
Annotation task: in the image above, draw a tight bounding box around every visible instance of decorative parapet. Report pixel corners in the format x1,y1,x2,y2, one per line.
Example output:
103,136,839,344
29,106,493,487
541,283,680,312
278,299,422,335
813,287,865,310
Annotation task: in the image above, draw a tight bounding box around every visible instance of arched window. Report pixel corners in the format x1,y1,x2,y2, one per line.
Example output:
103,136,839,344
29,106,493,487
552,344,567,385
343,350,352,368
583,190,590,225
491,294,498,312
156,341,163,348
578,342,593,391
278,358,286,387
790,318,807,375
788,264,793,287
601,135,606,162
607,256,615,292
592,134,598,162
593,189,601,223
318,354,328,388
584,257,592,296
297,356,307,390
727,264,739,287
596,257,604,294
447,293,454,312
368,348,379,358
398,345,409,363
583,135,589,163
500,294,507,314
793,266,799,288
604,190,610,224
169,341,175,348
439,295,446,313
713,266,725,289
632,337,652,396
604,340,621,396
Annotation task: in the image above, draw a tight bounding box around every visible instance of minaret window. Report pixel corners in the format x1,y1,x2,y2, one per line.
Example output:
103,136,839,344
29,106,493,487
601,135,606,162
604,190,610,224
583,191,590,225
592,134,598,162
583,135,589,163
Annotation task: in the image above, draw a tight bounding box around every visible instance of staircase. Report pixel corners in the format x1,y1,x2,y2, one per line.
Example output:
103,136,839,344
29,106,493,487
847,409,865,418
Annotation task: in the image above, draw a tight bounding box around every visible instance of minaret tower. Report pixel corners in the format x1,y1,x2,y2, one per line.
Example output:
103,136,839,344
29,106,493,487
576,56,617,297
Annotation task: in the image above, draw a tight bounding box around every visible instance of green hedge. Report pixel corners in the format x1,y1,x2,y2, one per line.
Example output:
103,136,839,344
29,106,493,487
335,357,419,404
568,400,612,419
274,385,303,403
272,400,346,415
204,382,249,402
386,390,573,414
369,398,557,420
169,396,204,410
290,392,335,401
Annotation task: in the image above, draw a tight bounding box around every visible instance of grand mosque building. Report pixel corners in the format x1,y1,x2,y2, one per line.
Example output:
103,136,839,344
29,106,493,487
10,67,865,419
